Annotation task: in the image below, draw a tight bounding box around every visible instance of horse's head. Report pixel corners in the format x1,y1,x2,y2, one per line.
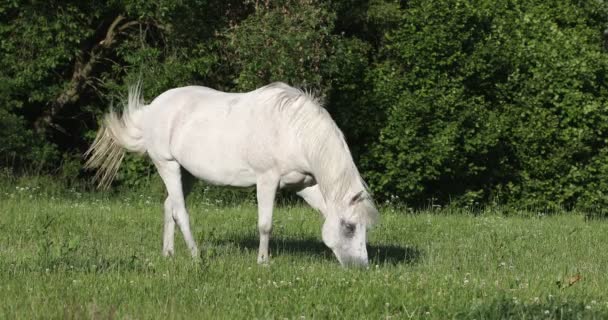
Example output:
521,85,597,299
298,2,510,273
321,190,378,267
322,215,369,267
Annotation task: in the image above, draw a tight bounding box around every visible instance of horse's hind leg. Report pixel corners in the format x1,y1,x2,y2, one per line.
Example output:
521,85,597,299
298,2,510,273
155,160,198,257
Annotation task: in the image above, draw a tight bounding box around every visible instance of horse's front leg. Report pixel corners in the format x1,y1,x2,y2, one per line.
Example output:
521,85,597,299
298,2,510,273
162,197,176,256
256,173,279,264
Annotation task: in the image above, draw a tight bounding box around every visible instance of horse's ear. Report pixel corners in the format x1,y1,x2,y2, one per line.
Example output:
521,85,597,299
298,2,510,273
349,191,365,206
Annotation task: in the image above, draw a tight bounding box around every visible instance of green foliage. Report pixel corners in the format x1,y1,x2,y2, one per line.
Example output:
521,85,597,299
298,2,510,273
222,1,335,91
1,0,608,211
2,195,608,318
0,108,56,168
366,0,608,210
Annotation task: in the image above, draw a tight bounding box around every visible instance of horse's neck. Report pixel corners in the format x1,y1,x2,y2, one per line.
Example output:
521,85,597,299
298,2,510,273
308,127,362,206
280,97,363,207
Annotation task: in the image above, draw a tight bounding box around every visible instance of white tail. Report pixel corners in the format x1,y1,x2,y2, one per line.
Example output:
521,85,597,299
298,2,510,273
84,84,146,189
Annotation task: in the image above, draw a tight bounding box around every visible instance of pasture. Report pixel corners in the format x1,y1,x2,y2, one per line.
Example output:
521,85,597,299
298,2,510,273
1,189,608,319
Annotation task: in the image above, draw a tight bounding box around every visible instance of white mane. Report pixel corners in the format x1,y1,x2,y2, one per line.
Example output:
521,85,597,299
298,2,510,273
260,83,378,225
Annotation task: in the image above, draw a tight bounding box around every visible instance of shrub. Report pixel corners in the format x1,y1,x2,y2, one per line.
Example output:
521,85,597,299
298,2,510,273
365,0,608,209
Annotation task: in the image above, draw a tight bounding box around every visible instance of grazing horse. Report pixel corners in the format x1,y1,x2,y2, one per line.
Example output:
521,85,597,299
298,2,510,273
85,82,378,267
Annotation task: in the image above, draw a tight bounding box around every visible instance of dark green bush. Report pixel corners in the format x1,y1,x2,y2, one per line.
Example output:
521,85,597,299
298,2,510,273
2,0,608,213
365,0,608,210
222,1,334,91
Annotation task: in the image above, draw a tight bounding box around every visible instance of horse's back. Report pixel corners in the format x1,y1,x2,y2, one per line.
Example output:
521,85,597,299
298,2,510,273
149,85,233,108
142,85,291,186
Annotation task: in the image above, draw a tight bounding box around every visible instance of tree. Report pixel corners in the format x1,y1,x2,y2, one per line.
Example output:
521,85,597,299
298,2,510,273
365,0,608,209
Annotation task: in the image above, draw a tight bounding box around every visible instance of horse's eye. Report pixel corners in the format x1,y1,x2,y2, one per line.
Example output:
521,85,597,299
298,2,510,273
340,220,356,237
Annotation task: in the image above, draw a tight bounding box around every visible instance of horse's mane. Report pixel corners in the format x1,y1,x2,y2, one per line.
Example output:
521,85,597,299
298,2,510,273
260,82,378,225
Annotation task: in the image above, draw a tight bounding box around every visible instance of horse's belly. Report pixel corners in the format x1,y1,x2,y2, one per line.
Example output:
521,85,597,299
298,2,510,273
181,158,257,187
170,115,259,186
279,171,315,189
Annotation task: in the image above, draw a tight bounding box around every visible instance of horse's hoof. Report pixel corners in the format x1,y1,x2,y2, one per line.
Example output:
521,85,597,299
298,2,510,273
257,255,270,265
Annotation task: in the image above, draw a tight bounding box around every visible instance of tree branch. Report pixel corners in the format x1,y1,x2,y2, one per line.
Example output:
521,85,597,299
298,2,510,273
34,15,139,134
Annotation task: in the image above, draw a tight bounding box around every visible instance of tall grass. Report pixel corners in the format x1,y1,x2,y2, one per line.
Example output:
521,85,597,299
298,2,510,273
1,182,608,319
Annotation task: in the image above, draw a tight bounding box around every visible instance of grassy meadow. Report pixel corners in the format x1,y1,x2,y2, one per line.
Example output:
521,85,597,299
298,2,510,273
1,185,608,319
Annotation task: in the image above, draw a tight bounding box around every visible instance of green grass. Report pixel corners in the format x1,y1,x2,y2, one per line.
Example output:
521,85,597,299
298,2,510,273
1,189,608,319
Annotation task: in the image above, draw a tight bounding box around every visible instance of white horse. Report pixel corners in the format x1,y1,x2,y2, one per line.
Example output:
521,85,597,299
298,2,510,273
85,82,378,267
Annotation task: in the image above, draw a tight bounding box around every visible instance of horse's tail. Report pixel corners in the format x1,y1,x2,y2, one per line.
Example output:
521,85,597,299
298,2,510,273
84,83,146,189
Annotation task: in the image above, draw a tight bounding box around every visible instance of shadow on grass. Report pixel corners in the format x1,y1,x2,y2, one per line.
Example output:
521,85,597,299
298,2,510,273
212,236,422,265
